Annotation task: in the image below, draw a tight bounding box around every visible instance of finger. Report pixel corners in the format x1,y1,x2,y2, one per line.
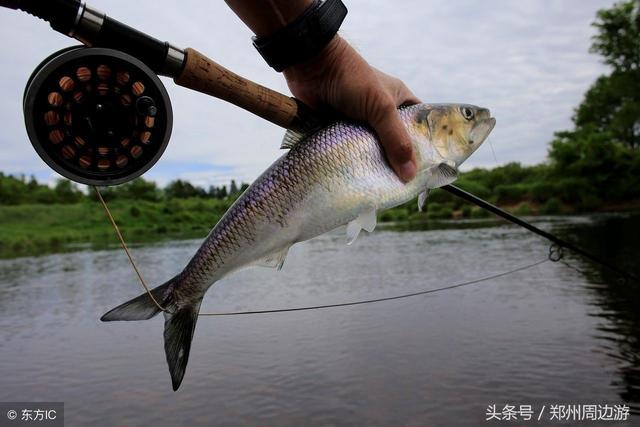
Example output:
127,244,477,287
396,82,421,106
373,70,421,106
368,96,417,182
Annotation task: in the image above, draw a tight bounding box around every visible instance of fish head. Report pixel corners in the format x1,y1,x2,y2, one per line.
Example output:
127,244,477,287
412,104,496,167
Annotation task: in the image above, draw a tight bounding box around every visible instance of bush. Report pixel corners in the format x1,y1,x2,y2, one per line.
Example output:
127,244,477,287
427,205,453,219
577,194,602,211
529,181,559,203
162,200,183,215
129,206,141,217
514,203,532,216
554,177,593,204
540,198,562,214
495,184,529,204
426,188,453,204
381,209,408,222
379,211,394,222
470,206,490,218
53,179,83,203
454,179,491,200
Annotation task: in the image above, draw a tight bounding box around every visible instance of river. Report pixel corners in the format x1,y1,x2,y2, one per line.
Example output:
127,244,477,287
0,214,638,426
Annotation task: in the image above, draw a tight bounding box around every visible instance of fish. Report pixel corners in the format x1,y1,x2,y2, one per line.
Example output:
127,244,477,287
101,103,496,390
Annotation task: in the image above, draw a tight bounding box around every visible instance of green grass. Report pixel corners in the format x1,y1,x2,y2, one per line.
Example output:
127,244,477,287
0,198,233,258
2,187,639,259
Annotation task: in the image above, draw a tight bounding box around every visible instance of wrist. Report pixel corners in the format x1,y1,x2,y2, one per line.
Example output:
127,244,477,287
283,34,348,82
225,1,316,37
252,0,348,72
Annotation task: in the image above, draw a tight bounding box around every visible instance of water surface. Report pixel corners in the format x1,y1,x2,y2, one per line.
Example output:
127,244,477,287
1,214,638,426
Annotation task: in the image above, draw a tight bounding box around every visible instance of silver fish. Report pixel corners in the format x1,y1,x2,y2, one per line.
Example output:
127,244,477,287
102,103,496,390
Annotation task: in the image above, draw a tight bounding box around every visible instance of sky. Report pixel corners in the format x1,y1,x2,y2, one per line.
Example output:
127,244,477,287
0,0,615,188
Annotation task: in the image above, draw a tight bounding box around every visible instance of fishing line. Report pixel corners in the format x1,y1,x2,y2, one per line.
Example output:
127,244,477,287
94,186,630,318
197,258,550,316
93,186,167,312
487,137,499,165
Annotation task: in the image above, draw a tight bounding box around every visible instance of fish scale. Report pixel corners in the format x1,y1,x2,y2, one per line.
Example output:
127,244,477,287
101,102,496,390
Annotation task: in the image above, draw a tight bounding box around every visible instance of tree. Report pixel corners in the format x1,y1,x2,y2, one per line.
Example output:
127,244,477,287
548,126,640,201
574,71,640,148
119,178,161,201
218,186,228,199
229,179,239,195
590,0,640,72
53,179,83,203
165,179,206,199
546,0,640,206
573,0,640,149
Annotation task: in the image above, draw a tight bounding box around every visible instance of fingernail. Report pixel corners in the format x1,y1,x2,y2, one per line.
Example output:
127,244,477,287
398,160,416,182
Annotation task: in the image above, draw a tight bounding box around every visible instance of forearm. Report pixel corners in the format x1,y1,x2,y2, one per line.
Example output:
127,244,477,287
225,0,314,36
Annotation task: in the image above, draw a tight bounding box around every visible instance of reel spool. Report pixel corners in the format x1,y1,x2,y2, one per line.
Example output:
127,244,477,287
23,47,172,186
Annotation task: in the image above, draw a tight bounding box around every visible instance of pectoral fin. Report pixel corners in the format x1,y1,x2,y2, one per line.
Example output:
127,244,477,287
346,208,377,245
426,162,459,188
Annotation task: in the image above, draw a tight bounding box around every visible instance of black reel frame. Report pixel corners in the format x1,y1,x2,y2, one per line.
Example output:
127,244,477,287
23,47,173,186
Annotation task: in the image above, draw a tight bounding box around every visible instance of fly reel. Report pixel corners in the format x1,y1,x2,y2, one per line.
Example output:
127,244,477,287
23,47,172,186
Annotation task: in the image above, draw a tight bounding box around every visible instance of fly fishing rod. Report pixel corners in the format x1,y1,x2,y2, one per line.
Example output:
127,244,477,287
1,0,635,282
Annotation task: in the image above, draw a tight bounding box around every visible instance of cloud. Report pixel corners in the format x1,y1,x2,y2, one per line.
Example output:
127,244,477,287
0,0,614,186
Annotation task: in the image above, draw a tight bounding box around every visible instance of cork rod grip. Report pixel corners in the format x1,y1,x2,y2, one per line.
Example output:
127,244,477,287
175,48,299,129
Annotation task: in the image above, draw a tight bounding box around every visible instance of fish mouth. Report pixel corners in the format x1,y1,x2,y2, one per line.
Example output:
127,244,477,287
471,116,496,147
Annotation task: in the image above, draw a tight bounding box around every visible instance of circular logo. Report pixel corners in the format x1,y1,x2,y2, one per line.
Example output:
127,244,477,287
6,409,17,420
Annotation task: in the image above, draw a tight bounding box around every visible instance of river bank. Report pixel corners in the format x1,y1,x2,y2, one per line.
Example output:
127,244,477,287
1,194,638,259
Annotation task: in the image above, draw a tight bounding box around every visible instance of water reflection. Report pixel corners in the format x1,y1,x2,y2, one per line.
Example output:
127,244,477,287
552,213,640,414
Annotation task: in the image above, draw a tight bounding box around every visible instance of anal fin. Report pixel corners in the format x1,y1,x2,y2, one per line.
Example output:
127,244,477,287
255,246,290,271
346,208,377,245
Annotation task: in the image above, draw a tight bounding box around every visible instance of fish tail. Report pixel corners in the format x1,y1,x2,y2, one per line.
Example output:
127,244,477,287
100,280,172,322
162,298,202,391
100,276,203,391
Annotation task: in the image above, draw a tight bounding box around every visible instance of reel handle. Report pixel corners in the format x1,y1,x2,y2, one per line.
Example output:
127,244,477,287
175,48,323,133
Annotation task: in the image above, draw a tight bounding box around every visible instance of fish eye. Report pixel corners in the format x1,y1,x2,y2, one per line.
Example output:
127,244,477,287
460,107,474,120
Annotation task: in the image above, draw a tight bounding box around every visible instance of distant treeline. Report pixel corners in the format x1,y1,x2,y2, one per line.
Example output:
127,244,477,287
0,173,250,205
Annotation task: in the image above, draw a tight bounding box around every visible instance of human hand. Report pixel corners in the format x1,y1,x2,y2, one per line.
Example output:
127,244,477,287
283,36,420,182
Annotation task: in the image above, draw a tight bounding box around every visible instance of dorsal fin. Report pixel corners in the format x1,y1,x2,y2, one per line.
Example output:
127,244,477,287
280,129,308,149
